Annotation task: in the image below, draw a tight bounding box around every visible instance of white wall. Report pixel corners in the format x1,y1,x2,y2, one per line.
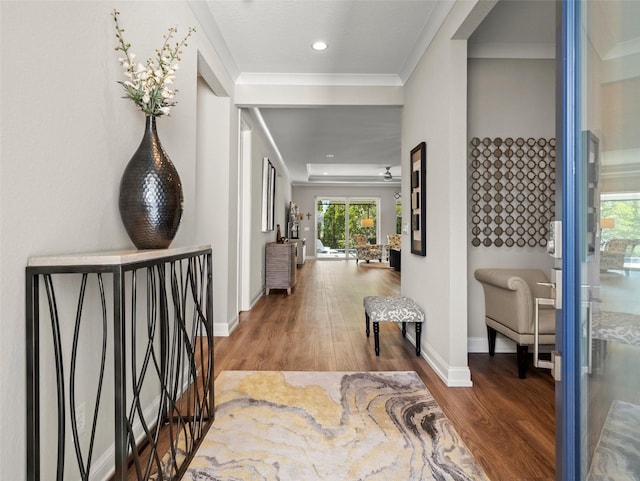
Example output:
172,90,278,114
0,2,242,478
196,78,240,336
241,110,292,307
466,58,556,351
292,185,400,256
401,1,476,387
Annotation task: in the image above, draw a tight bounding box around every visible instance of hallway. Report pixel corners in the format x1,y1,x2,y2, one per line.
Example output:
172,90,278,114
214,260,556,481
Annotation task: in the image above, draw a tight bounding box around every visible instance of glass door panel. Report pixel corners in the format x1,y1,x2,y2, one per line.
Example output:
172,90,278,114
566,1,640,478
316,198,346,258
348,199,378,245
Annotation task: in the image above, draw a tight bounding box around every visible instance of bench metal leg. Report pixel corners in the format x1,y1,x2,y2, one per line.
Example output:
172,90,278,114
402,321,406,337
415,322,422,356
373,322,380,356
365,313,370,337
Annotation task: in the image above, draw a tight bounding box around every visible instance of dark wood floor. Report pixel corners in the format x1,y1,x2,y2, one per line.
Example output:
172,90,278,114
213,259,556,481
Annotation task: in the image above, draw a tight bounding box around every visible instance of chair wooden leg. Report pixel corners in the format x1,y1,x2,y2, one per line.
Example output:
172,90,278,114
517,344,528,379
402,322,406,337
373,322,380,356
487,325,497,356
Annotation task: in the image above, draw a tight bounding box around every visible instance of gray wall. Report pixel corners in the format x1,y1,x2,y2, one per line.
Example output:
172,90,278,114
0,2,246,477
466,58,556,350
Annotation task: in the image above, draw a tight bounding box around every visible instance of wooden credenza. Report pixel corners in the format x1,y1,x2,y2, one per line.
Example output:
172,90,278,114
266,242,296,295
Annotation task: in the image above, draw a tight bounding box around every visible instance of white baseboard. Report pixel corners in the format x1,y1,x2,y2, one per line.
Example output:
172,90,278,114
468,336,515,353
468,336,554,354
214,321,231,337
403,327,472,387
251,290,263,308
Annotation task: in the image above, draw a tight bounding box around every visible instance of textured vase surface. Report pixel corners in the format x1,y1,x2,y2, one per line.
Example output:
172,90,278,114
119,116,183,249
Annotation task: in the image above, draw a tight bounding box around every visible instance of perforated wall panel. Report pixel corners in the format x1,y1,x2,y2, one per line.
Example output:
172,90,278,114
469,137,556,248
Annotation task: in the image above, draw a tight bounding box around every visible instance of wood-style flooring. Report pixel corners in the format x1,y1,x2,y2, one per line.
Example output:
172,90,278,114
214,259,556,481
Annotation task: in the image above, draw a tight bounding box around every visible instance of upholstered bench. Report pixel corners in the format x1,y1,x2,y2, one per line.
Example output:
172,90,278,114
363,296,424,356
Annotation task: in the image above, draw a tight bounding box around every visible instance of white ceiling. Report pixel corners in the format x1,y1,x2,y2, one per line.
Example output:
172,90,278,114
191,0,452,185
190,0,640,184
198,0,443,81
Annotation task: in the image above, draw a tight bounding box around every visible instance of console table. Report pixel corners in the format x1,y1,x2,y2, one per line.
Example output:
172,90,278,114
26,246,214,481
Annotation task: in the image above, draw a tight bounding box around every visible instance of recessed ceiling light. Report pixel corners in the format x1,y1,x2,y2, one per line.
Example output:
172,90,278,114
312,41,328,51
323,172,329,175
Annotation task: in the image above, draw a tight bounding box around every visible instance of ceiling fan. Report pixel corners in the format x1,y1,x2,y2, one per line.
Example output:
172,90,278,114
383,166,392,182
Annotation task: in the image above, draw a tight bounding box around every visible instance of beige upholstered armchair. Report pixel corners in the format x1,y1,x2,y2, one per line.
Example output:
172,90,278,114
353,234,382,263
600,239,639,275
474,268,556,378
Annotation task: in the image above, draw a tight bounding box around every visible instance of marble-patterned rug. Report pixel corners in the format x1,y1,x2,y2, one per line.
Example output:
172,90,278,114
587,400,640,480
184,371,489,481
592,311,640,346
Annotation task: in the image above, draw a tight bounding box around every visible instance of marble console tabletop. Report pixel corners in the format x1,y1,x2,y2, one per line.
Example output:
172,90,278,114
27,244,211,267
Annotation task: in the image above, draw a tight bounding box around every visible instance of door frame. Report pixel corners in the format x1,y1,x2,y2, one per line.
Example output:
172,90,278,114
314,196,381,259
558,0,582,478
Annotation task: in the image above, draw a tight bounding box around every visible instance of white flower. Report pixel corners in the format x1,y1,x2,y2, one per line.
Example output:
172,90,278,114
113,10,195,117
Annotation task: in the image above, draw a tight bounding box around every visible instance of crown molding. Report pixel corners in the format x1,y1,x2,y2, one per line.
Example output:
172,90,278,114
399,0,456,83
187,0,240,80
236,73,403,87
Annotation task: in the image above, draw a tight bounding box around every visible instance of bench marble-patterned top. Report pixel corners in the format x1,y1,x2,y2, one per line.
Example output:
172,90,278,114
363,296,425,323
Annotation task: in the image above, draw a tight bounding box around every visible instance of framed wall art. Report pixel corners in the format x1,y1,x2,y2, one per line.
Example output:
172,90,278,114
410,142,427,256
261,157,276,232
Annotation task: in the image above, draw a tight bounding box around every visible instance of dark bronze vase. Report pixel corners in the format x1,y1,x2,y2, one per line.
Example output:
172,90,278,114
119,115,183,249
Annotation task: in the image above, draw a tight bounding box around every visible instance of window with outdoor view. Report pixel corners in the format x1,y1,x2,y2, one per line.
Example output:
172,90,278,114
600,193,640,246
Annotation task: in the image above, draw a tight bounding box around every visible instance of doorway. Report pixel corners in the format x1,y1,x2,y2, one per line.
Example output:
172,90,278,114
315,197,380,259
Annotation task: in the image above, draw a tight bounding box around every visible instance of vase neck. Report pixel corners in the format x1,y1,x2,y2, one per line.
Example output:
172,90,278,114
146,115,157,133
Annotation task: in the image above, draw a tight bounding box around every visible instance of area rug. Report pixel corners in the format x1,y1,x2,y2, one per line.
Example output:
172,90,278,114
183,371,490,481
592,311,640,346
587,400,640,480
